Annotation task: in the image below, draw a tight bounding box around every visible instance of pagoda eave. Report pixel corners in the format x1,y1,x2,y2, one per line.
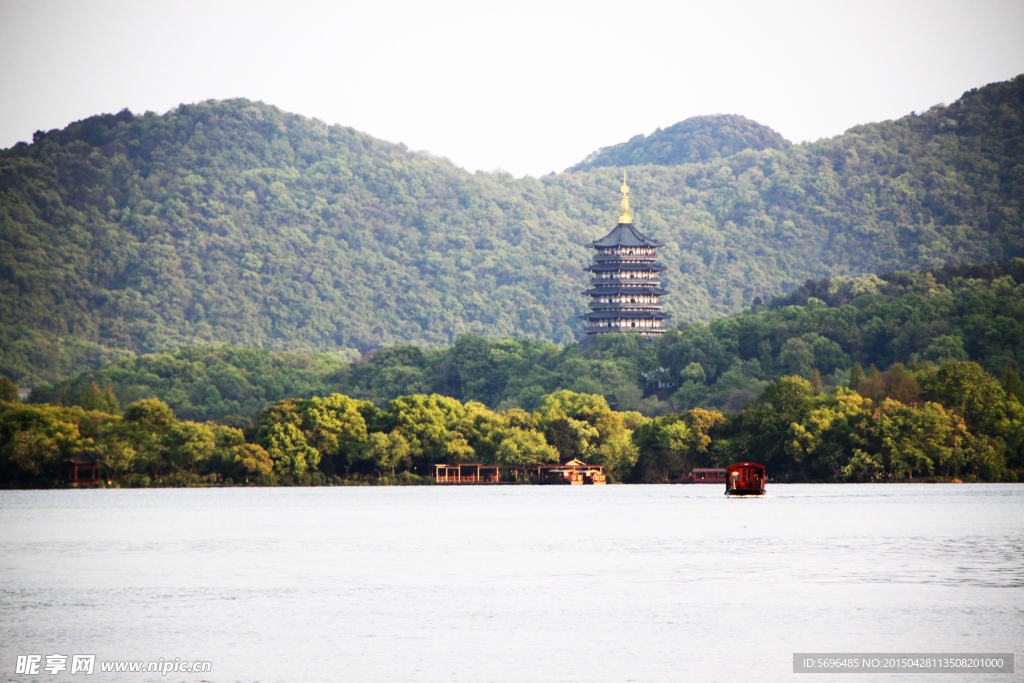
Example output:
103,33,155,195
579,311,672,321
583,327,668,336
584,263,667,273
581,287,669,296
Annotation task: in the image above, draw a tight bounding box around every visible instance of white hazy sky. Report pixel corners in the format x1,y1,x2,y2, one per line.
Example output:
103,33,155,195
1,0,1023,178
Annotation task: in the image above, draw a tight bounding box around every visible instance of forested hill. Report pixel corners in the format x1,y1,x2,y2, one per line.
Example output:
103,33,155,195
26,259,1024,425
2,75,1023,384
566,114,792,170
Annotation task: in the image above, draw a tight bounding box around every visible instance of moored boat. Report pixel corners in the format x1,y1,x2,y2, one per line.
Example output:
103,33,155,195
532,459,604,485
682,468,726,484
544,468,584,484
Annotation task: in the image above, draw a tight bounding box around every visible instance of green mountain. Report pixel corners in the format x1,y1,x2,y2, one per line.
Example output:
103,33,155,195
566,114,792,171
2,76,1022,384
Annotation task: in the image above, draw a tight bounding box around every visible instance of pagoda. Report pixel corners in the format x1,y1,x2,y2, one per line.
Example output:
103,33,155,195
580,173,671,338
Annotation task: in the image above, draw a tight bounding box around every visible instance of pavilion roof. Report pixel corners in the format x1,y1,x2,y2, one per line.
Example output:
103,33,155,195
65,451,99,465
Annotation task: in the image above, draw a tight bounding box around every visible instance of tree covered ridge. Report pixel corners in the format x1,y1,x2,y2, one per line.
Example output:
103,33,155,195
0,97,597,379
24,260,1024,428
2,76,1023,384
566,114,792,171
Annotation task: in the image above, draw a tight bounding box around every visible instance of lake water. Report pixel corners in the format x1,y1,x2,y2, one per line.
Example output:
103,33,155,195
1,484,1021,682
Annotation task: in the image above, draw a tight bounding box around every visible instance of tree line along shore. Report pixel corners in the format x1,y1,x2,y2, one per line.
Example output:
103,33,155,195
2,357,1021,488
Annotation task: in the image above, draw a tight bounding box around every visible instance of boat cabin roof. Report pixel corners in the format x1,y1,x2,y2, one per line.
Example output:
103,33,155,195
726,462,765,472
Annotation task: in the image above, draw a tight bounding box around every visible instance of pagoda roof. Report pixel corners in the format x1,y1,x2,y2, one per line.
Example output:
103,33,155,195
588,223,664,249
582,286,669,296
585,262,667,273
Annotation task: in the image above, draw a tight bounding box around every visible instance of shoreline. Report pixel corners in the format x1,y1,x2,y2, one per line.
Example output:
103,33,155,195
4,478,1009,491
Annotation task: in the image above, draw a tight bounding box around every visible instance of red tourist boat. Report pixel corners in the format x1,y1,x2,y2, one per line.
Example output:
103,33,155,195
725,462,766,496
682,468,726,484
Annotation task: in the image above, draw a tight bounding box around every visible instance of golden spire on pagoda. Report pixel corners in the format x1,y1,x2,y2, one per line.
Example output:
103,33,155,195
618,171,632,224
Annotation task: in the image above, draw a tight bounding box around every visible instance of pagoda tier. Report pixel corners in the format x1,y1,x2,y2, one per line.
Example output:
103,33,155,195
579,173,671,338
582,285,670,296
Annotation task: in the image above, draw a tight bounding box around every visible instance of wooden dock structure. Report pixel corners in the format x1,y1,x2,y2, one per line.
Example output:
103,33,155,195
433,459,606,485
529,459,606,485
433,464,520,484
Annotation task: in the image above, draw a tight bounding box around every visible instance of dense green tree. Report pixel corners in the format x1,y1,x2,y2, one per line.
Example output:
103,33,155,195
632,416,693,482
529,390,639,476
923,361,1021,435
781,389,870,480
74,382,120,414
630,408,726,482
108,399,178,476
167,421,217,475
379,394,475,469
679,363,706,385
1000,367,1024,404
532,390,611,431
848,362,863,391
232,443,274,479
257,421,320,477
857,364,926,407
733,377,816,476
543,417,601,463
0,402,101,483
297,394,371,476
359,432,412,478
859,400,968,479
0,377,19,403
494,428,558,468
